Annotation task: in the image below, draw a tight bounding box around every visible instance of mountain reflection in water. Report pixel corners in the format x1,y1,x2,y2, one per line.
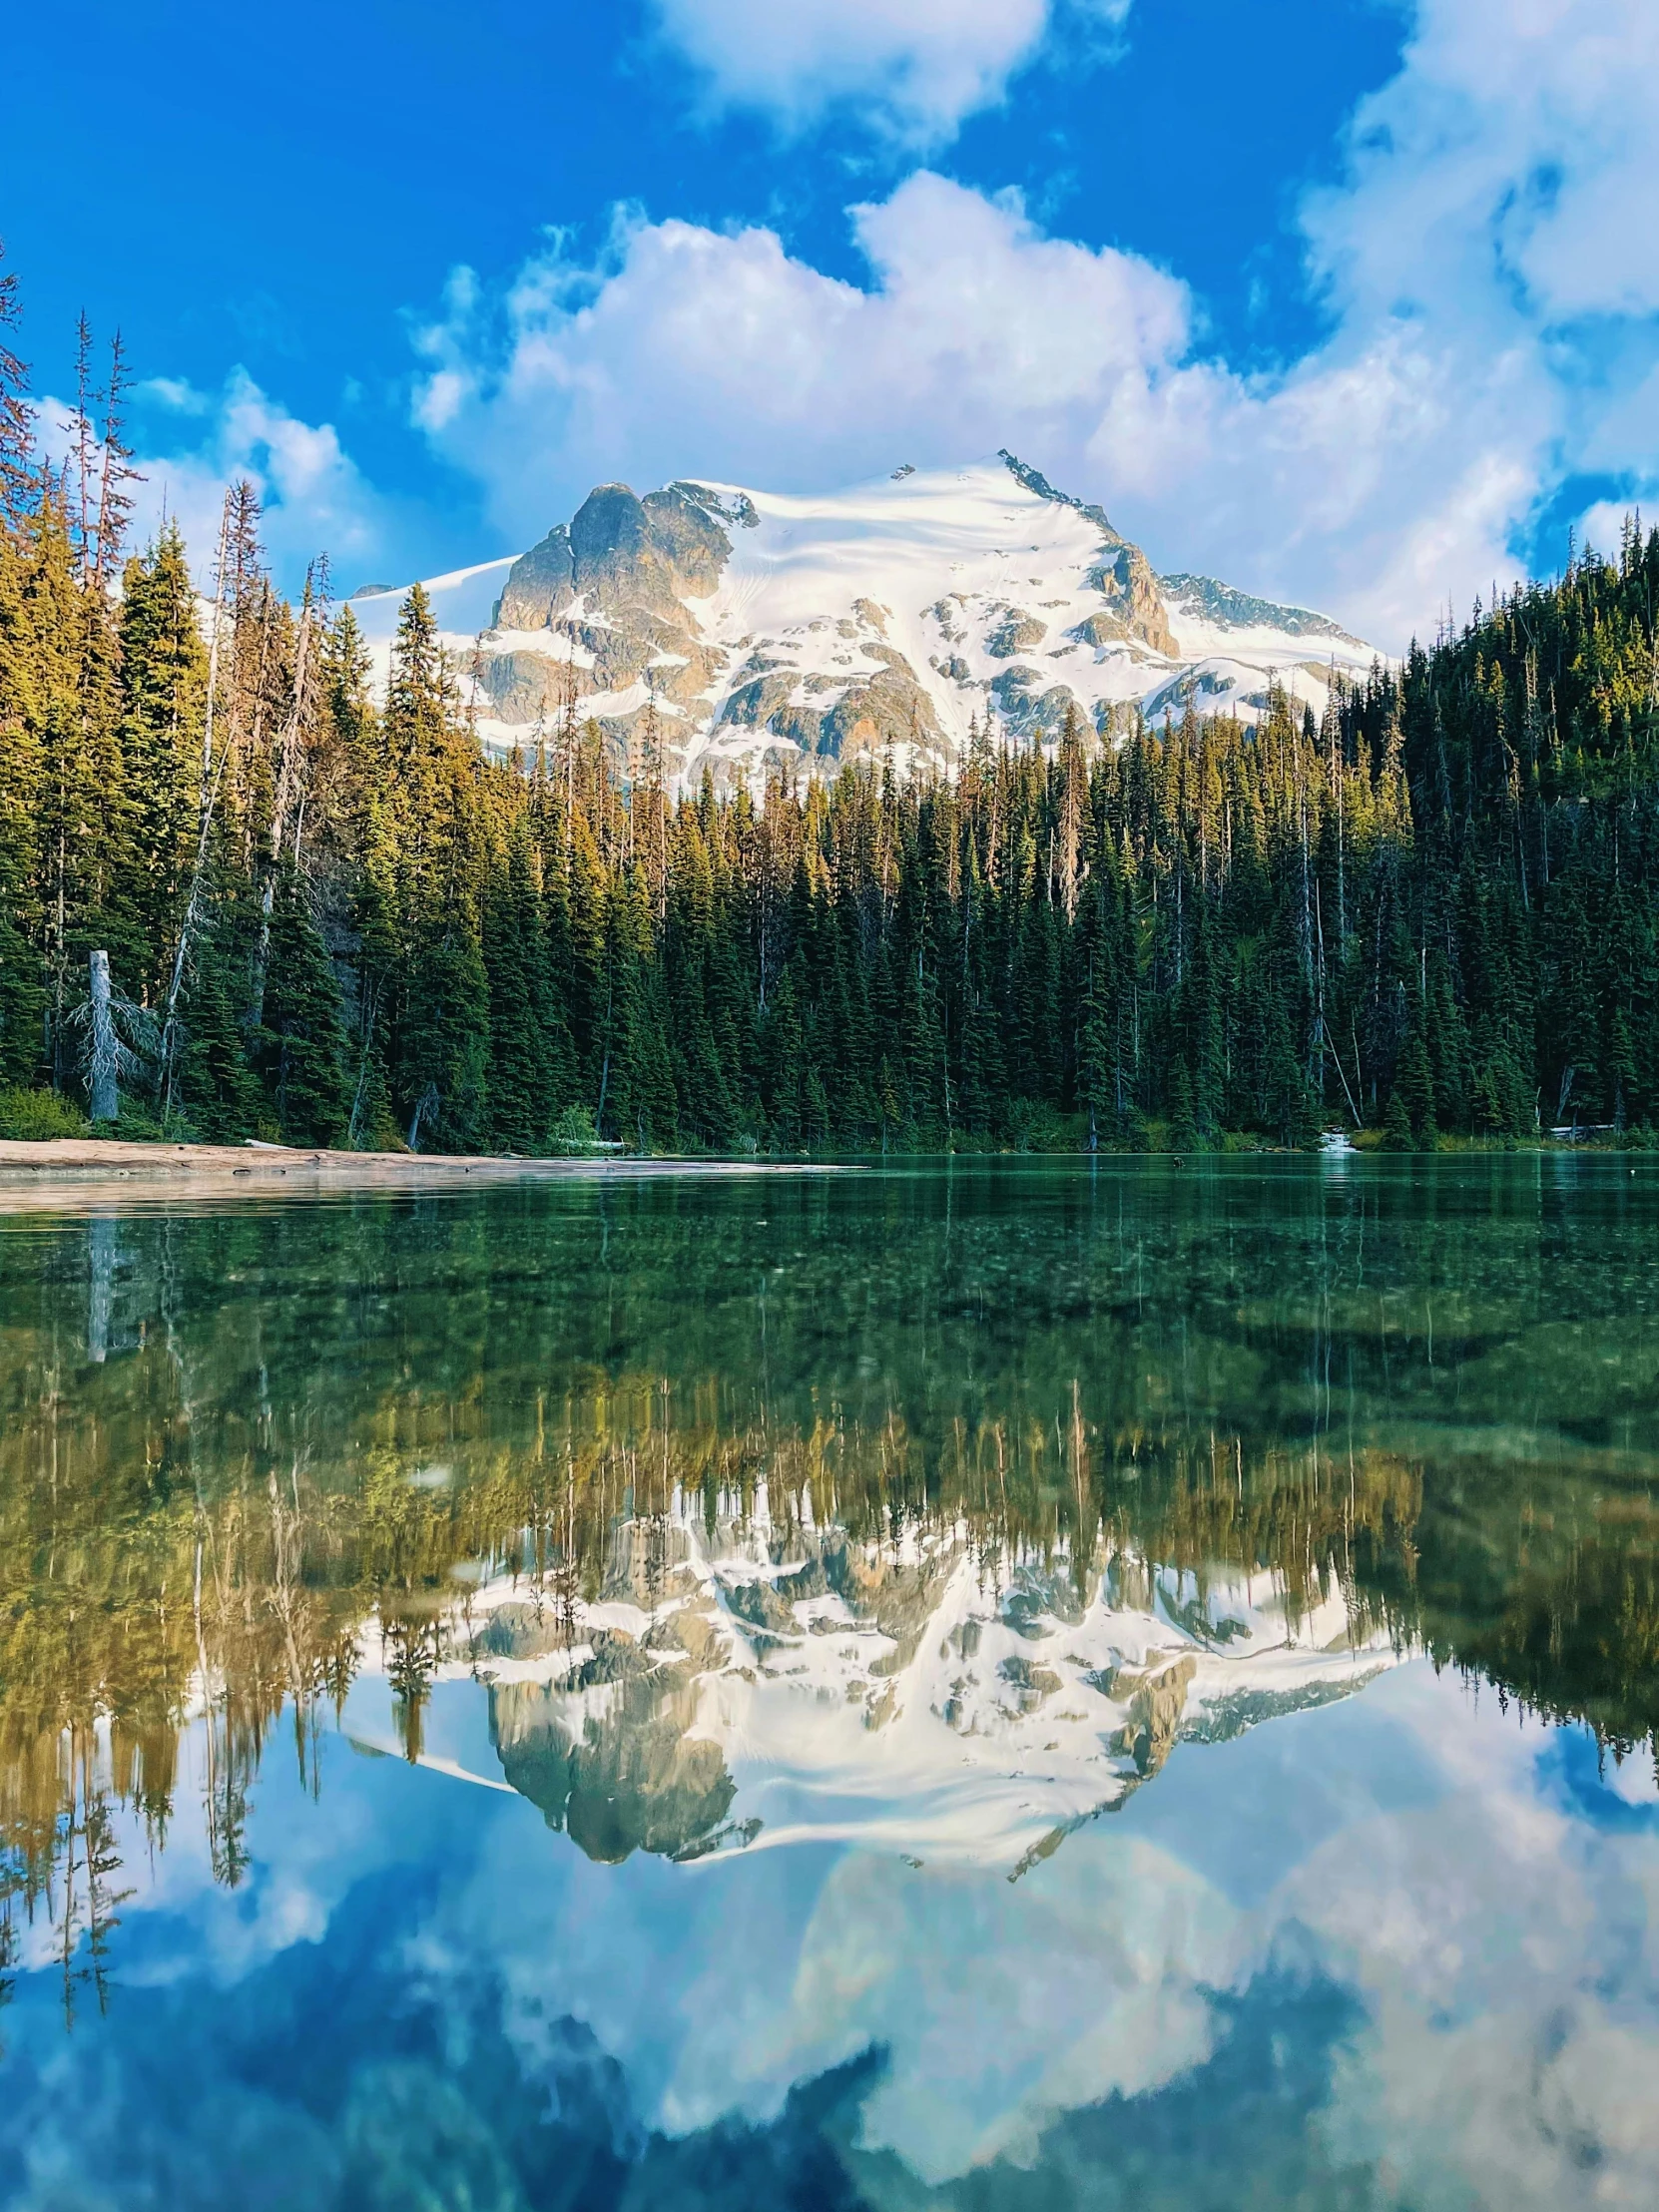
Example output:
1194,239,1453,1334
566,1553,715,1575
2,1159,1658,2209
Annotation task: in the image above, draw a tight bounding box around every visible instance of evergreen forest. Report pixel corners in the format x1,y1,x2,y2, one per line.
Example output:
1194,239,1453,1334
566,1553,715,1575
6,270,1659,1155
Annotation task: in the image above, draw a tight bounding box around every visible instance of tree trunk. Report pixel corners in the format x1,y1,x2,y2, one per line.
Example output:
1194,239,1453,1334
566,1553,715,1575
88,951,118,1122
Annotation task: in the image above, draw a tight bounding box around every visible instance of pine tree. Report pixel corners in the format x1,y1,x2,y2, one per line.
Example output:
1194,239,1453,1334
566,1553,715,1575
483,820,556,1152
1395,1024,1437,1144
401,910,490,1151
255,869,348,1144
177,910,261,1141
1382,1082,1414,1150
1168,1060,1198,1155
599,866,677,1151
0,488,44,1084
0,238,35,521
115,523,205,993
0,286,1656,1171
1266,985,1320,1148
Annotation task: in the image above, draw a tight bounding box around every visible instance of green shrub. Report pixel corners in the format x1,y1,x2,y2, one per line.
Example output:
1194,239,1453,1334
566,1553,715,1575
0,1086,90,1141
96,1099,167,1142
549,1105,602,1155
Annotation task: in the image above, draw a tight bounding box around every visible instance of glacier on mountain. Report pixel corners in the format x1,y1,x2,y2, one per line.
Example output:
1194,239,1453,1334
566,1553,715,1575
347,452,1382,784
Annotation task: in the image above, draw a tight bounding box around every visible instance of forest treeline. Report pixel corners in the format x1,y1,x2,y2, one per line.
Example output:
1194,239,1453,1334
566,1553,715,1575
5,274,1659,1151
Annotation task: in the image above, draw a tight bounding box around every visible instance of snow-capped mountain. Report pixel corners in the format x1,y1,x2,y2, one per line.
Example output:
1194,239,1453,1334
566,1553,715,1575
348,453,1381,784
355,1504,1395,1872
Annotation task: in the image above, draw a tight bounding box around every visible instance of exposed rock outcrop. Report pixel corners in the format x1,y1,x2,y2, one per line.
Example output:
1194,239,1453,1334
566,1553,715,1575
999,448,1177,655
1068,609,1130,649
495,523,575,629
717,626,945,761
987,612,1048,659
1090,543,1179,657
480,481,737,739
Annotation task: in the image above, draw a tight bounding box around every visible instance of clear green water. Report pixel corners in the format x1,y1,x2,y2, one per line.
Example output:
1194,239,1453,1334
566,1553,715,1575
2,1157,1658,2209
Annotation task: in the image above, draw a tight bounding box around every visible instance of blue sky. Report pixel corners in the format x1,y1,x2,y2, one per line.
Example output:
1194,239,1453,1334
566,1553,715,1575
4,0,1657,644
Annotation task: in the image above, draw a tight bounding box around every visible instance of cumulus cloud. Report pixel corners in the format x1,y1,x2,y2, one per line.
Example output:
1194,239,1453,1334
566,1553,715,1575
1305,0,1659,327
121,368,398,592
647,0,1127,143
409,0,1659,650
411,174,1195,531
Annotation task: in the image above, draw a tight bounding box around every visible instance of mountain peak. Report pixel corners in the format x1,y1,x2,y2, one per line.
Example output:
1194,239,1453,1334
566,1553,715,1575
346,459,1382,782
997,448,1124,547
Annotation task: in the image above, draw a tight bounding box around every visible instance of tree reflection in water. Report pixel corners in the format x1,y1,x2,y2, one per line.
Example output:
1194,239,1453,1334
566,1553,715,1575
1,1158,1657,2009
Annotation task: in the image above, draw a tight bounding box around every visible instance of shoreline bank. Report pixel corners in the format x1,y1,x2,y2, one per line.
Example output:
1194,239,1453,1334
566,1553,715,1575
0,1138,840,1209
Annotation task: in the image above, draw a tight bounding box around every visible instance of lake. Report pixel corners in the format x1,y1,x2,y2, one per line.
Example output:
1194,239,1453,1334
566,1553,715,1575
2,1156,1657,2210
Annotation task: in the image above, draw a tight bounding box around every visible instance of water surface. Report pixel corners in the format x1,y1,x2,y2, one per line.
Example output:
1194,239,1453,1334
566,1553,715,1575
2,1157,1658,2209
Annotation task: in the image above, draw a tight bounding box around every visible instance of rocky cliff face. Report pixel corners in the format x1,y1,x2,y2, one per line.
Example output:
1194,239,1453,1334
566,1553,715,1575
997,450,1177,658
480,481,740,736
350,454,1380,784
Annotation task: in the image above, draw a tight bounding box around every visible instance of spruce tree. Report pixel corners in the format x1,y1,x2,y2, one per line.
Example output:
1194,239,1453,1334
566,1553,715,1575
178,917,261,1141
255,869,349,1144
1168,1060,1198,1155
0,295,1656,1168
115,523,205,994
1382,1082,1414,1150
1395,1025,1437,1144
483,820,556,1153
401,912,490,1151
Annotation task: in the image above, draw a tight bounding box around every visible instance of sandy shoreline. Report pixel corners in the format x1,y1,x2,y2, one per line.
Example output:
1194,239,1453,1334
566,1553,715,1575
0,1138,837,1211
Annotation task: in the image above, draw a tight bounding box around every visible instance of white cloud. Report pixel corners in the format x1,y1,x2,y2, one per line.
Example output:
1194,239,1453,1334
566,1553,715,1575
123,368,398,593
138,375,211,416
408,0,1659,651
648,0,1127,143
1306,0,1659,327
411,175,1195,536
94,1654,1659,2206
